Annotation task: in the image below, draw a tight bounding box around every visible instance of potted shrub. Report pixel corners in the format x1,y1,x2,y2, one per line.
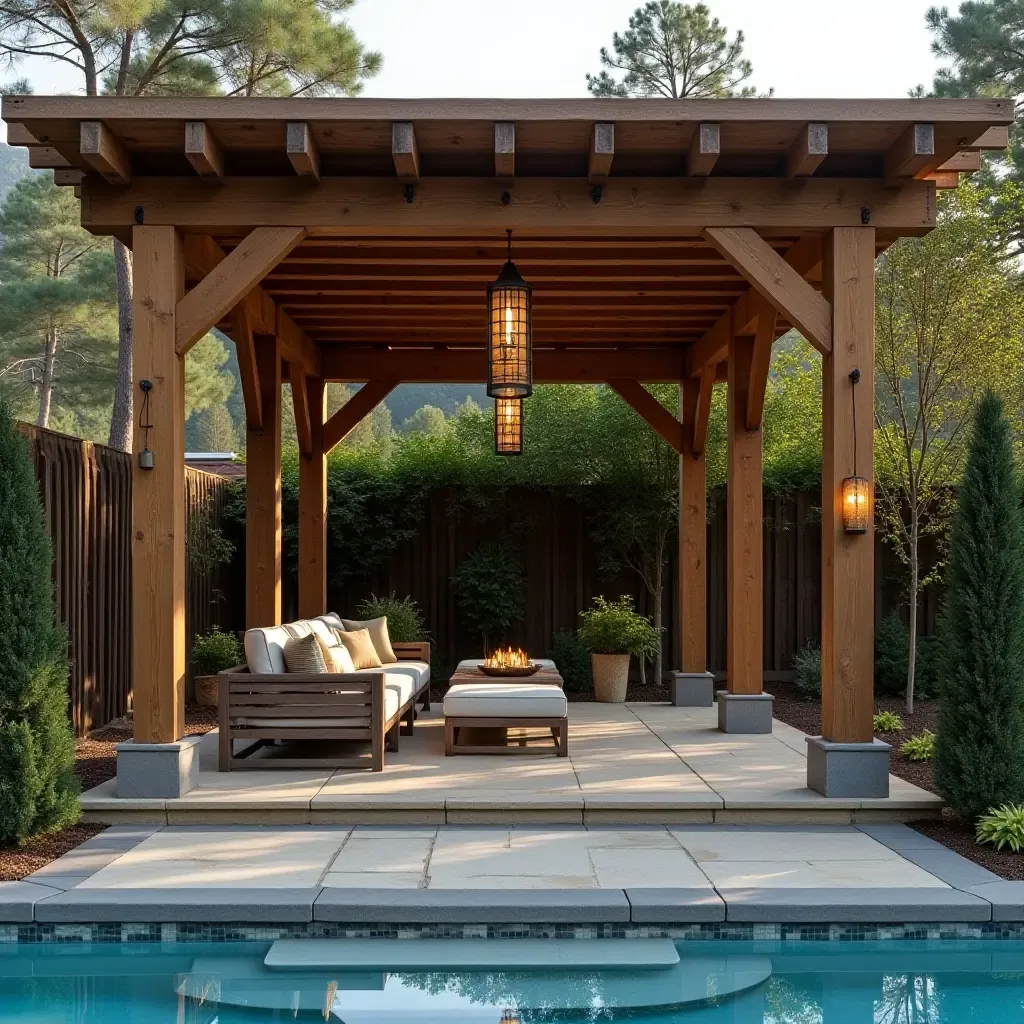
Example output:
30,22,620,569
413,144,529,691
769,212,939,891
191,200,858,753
192,626,244,708
577,596,660,702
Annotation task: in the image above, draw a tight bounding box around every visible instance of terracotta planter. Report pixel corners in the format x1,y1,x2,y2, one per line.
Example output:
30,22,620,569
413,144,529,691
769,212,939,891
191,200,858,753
194,674,219,708
591,653,630,702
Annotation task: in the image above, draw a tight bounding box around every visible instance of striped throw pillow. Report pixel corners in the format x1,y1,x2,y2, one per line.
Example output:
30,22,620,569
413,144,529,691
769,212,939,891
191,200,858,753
283,632,328,674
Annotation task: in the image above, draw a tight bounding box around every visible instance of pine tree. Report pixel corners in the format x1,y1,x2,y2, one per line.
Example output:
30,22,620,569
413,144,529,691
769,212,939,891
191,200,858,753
0,401,78,845
933,390,1024,820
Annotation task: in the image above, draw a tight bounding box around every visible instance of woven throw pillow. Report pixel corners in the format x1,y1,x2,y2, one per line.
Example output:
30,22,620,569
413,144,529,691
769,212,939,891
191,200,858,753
283,632,328,674
335,627,383,670
340,616,397,664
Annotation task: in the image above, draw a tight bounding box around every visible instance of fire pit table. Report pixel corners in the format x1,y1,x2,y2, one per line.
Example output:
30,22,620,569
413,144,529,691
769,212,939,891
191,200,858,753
444,658,567,756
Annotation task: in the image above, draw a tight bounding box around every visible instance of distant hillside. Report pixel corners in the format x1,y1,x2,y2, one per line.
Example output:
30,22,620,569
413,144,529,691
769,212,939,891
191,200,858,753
385,384,488,425
0,144,38,204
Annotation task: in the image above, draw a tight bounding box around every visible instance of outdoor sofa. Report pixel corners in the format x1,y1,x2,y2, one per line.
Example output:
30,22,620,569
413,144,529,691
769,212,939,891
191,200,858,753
217,613,430,771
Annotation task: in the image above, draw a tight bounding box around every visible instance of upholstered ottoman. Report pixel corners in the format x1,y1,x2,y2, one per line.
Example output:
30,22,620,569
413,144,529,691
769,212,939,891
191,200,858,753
443,681,569,756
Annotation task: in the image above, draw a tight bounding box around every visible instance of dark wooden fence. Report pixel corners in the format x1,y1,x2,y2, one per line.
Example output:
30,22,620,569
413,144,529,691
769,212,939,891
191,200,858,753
265,486,938,680
18,424,229,735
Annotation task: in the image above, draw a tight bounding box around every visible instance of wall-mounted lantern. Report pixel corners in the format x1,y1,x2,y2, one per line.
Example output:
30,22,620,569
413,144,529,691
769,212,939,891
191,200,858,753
842,368,870,534
487,230,532,399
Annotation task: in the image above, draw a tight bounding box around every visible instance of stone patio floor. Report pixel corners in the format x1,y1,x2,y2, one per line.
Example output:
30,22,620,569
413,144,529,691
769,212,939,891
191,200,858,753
81,703,941,825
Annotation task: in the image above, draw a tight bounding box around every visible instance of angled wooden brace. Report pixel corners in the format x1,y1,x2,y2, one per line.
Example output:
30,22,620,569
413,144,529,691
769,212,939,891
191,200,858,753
606,379,684,454
231,301,262,431
693,364,716,456
290,362,313,457
323,380,399,453
746,308,779,431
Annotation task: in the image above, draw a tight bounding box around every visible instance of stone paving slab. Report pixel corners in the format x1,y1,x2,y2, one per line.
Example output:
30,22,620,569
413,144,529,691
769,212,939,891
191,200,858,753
625,888,726,923
0,881,62,923
964,881,1024,921
34,887,322,922
719,887,992,922
313,887,632,923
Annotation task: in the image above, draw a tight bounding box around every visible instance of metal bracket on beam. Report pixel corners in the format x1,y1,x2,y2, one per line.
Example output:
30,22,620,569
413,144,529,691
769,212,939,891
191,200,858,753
590,184,603,204
403,183,416,203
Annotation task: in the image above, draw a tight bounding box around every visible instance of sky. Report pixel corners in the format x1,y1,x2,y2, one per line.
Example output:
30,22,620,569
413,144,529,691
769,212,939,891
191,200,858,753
8,0,944,101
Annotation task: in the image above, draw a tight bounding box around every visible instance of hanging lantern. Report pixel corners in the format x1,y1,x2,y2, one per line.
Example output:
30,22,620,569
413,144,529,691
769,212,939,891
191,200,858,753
494,396,523,456
487,229,532,398
842,368,871,534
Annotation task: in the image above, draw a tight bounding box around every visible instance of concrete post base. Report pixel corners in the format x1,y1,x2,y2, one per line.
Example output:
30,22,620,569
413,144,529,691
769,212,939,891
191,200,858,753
115,735,203,798
671,671,715,707
716,691,774,734
806,736,891,798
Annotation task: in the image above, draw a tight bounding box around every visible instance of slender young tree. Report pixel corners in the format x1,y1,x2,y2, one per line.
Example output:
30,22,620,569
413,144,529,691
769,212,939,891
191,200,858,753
0,0,381,450
933,391,1024,821
0,400,78,845
587,1,758,98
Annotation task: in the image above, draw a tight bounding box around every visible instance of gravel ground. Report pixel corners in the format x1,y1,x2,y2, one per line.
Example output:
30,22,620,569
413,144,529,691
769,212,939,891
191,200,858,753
0,705,218,882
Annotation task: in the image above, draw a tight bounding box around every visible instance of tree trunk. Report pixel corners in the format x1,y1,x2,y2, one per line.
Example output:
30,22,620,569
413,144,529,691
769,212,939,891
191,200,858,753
906,510,920,715
36,324,57,428
653,564,664,686
107,238,134,452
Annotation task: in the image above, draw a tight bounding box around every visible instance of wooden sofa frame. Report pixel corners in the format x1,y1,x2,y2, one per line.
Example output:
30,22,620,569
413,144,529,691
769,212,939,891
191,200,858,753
217,641,430,771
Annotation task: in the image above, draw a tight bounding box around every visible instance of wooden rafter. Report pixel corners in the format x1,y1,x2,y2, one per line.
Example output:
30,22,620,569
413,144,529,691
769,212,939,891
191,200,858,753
589,123,614,182
287,122,320,179
688,123,720,176
79,121,130,183
392,122,419,180
494,122,515,178
787,123,828,177
323,379,398,453
884,122,935,183
606,379,684,454
703,227,832,354
185,121,224,178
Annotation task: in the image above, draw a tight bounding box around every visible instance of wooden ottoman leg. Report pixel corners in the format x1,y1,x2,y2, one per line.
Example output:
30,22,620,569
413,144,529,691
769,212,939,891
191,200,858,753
402,705,415,736
386,720,400,752
556,719,568,757
445,718,454,756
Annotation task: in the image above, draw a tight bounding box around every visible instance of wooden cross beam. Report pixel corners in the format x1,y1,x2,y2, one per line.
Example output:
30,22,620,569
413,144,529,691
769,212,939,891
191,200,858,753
287,122,320,179
606,379,684,454
323,379,398,453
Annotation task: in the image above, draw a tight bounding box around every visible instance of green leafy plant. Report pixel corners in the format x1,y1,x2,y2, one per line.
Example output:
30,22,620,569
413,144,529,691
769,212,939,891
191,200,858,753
191,626,243,676
874,614,910,697
453,542,526,653
977,804,1024,853
901,729,936,762
793,642,821,698
577,596,661,659
0,402,79,845
356,593,428,643
873,711,905,734
550,631,592,693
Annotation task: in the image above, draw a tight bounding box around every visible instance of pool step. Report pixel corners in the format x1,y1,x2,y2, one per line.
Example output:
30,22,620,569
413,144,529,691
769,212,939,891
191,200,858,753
265,937,680,971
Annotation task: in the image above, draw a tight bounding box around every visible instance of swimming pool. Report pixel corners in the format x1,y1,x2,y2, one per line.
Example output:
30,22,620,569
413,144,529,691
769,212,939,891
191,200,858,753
1,939,1023,1021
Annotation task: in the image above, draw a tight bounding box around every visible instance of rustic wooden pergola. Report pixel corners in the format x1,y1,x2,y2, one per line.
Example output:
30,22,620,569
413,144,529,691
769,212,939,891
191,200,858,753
3,95,1010,793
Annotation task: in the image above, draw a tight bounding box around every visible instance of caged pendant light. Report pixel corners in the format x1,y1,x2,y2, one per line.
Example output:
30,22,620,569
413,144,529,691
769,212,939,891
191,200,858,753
487,230,532,398
842,368,871,534
494,396,523,456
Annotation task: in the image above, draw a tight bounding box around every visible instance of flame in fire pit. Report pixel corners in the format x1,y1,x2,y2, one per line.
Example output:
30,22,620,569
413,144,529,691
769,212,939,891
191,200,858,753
484,647,531,669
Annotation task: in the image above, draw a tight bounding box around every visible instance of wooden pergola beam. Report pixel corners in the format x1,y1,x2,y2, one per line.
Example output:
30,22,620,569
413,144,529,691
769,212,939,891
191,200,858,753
175,226,306,354
392,122,419,180
319,347,687,382
589,123,614,183
323,379,398,453
287,122,320,179
185,121,224,178
606,379,684,453
884,123,935,183
494,122,515,178
80,121,130,183
703,227,832,354
688,123,720,176
81,177,938,235
787,123,828,177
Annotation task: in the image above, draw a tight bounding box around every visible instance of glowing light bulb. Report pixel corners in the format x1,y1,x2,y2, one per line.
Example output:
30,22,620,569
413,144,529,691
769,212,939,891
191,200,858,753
504,303,514,348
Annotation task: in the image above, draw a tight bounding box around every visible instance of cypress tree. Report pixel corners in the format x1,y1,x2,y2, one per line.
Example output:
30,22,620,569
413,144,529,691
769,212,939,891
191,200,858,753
0,402,78,844
934,391,1024,820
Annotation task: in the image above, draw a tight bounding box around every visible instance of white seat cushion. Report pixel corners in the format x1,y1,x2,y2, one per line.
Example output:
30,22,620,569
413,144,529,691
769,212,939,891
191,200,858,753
443,682,567,719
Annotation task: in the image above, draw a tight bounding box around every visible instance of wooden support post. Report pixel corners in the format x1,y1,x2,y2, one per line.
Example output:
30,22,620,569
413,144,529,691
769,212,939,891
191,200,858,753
297,376,328,619
679,378,707,673
246,334,282,628
821,227,876,743
131,225,185,743
726,332,763,695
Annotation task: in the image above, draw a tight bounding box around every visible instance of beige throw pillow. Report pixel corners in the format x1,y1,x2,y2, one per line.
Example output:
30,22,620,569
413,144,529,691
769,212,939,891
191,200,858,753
308,620,356,674
335,627,383,670
283,632,327,674
340,616,397,664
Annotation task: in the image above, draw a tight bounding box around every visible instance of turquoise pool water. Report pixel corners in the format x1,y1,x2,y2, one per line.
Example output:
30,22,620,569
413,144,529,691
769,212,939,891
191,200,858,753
1,940,1023,1021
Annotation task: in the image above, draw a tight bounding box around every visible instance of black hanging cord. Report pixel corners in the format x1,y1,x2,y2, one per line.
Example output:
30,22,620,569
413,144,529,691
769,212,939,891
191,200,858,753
849,368,861,476
138,379,153,451
506,228,512,261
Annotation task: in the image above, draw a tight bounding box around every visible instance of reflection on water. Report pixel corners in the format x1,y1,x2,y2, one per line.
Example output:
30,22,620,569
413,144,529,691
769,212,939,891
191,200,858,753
0,941,1024,1022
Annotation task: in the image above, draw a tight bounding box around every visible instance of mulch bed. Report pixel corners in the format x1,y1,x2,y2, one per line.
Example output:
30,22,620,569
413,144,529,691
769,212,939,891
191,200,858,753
0,705,218,882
